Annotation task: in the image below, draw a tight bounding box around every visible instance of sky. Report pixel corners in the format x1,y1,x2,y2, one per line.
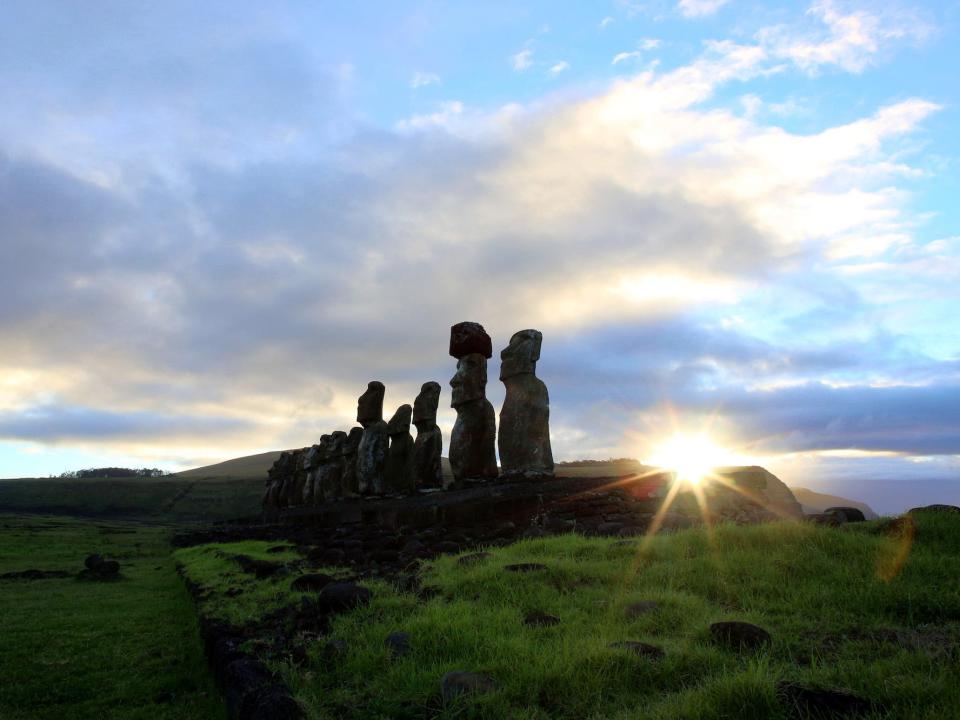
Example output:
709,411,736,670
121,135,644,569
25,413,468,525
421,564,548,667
1,0,958,513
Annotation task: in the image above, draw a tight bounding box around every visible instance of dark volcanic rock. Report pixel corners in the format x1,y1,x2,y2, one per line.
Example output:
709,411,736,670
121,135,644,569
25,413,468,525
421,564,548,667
449,321,492,359
908,504,960,515
523,611,560,627
385,631,411,658
440,670,498,703
458,552,492,566
238,685,303,720
505,562,547,573
710,621,772,651
412,381,444,489
78,553,120,580
498,329,554,479
776,680,880,717
234,555,283,579
449,353,498,483
1,569,71,580
84,553,104,570
625,601,660,619
825,507,867,523
608,641,665,660
316,582,373,613
291,573,335,592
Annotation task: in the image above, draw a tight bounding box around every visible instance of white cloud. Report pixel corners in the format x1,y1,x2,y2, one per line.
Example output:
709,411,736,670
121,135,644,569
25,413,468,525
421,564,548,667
613,38,661,65
410,71,440,89
599,16,614,29
549,61,570,75
613,51,643,65
758,0,932,74
678,0,731,18
511,48,534,71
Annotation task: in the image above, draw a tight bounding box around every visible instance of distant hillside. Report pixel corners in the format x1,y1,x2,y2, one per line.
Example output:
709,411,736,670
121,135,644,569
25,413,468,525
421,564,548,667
175,451,283,480
790,487,878,519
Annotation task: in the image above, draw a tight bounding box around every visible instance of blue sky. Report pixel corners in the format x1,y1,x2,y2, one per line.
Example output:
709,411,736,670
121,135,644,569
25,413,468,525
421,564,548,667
0,0,957,512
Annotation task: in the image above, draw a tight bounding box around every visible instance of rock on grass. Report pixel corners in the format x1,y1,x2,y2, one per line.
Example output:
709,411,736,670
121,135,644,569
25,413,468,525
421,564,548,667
440,671,498,703
710,621,772,651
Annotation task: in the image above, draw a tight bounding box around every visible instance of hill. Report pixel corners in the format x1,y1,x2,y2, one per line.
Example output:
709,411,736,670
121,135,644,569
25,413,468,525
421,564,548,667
791,487,878,519
174,450,283,480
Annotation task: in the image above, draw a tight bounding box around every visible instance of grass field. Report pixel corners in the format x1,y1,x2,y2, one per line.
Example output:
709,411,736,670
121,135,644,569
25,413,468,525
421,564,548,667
178,511,960,719
0,514,224,720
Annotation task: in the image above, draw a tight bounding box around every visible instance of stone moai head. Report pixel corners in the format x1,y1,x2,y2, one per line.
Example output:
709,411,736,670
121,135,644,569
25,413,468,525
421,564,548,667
413,381,441,427
449,321,492,408
357,381,385,426
451,353,488,407
329,430,347,456
500,329,542,380
345,426,364,452
318,434,333,458
387,404,412,435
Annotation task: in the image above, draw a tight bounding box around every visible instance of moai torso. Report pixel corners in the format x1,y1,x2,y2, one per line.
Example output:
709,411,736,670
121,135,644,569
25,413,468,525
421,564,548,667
356,381,389,495
316,431,346,502
385,404,415,495
498,329,554,479
341,427,364,497
412,381,443,489
300,442,324,505
449,322,498,484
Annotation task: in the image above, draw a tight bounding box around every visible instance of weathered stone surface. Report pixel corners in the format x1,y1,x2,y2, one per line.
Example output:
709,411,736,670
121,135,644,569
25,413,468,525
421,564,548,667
608,641,665,660
385,631,411,658
625,601,660,619
449,321,492,359
412,381,443,489
440,671,498,703
315,432,347,503
523,611,560,627
341,427,363,497
291,573,335,592
825,506,866,523
498,329,554,479
776,680,880,717
385,405,415,495
317,582,373,613
357,382,389,495
302,437,330,505
450,348,497,484
710,621,772,651
908,504,960,514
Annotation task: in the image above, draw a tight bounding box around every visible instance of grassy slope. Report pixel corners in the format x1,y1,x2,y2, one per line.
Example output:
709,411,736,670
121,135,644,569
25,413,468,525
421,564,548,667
0,514,224,720
178,512,960,719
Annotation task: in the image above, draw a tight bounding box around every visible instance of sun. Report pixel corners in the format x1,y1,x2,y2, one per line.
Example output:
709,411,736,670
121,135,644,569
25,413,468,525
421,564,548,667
646,433,729,485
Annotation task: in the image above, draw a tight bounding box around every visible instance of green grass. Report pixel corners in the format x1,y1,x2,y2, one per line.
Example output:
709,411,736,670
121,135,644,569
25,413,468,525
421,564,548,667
177,512,960,719
0,477,265,521
0,514,224,720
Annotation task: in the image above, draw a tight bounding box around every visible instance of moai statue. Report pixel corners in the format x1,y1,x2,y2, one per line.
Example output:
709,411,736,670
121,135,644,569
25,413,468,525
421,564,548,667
449,322,498,484
316,431,347,501
385,404,415,495
303,435,332,504
499,329,554,479
341,427,364,497
412,381,443,489
277,450,302,507
300,442,324,505
356,381,389,495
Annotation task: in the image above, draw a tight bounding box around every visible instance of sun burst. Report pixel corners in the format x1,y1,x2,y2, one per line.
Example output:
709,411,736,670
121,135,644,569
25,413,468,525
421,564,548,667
646,433,729,485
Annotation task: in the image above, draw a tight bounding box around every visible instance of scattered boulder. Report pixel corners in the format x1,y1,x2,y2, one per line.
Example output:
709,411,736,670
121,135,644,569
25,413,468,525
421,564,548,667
78,554,120,580
776,680,881,717
233,555,284,579
625,601,660,619
291,573,335,592
505,562,547,573
440,671,498,704
710,621,772,651
458,552,492,566
825,507,866,523
1,569,71,580
316,582,373,613
908,504,960,515
385,631,411,658
523,611,560,627
608,641,665,660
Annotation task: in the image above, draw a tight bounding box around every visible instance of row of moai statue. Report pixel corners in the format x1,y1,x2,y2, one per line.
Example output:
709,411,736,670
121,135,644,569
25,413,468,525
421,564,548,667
262,321,553,510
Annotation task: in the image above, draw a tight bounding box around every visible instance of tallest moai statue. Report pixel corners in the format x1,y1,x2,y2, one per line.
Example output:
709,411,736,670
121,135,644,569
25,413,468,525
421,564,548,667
448,322,499,484
498,329,554,479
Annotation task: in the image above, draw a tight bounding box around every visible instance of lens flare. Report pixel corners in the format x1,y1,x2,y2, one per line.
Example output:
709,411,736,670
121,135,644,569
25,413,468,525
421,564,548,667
646,433,729,485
